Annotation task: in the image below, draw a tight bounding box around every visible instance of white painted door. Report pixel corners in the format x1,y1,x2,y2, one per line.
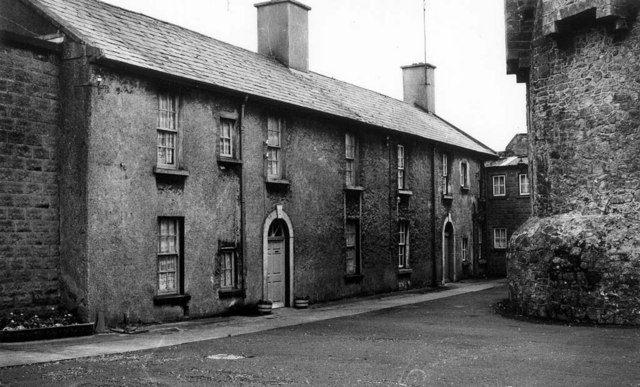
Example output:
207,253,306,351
267,239,285,307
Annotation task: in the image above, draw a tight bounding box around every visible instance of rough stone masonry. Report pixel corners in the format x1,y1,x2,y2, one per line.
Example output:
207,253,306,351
505,0,640,324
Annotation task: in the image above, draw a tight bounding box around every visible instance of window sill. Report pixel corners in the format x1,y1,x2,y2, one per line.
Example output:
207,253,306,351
442,194,454,200
218,288,246,298
217,157,243,166
398,268,413,276
153,167,189,180
345,273,364,282
460,186,470,192
398,190,413,196
344,185,365,192
153,293,191,306
266,179,291,187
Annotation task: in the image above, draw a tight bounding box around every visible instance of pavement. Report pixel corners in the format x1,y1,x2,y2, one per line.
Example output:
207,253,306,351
0,279,504,368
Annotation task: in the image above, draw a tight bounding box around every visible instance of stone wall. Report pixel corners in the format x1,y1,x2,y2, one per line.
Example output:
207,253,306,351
509,214,640,325
0,40,61,314
79,64,484,325
529,16,640,218
505,0,640,324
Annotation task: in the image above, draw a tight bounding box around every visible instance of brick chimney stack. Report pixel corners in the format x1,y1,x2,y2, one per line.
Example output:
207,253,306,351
401,63,436,113
254,0,311,72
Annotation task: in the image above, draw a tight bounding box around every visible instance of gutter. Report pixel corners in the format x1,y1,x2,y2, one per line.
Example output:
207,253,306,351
0,30,62,52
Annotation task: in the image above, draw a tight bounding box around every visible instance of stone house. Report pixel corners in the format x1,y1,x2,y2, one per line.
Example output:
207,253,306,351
1,0,496,325
482,134,530,276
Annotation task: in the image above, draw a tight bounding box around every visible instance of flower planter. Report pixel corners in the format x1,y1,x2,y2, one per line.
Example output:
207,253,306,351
294,298,309,309
257,301,273,315
0,323,94,342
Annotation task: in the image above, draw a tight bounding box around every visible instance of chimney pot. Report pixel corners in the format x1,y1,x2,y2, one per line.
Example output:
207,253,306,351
401,63,436,113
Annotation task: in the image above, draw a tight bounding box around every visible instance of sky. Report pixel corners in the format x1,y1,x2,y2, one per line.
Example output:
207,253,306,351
101,0,527,151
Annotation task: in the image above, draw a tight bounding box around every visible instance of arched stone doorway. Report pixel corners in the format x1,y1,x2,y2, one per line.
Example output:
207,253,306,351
443,217,455,283
262,206,294,308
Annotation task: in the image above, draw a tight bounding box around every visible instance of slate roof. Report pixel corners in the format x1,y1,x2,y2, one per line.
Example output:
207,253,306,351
26,0,495,156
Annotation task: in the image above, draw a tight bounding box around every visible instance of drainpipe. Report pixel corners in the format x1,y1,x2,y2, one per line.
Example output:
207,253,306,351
240,95,249,296
387,135,393,275
431,145,438,286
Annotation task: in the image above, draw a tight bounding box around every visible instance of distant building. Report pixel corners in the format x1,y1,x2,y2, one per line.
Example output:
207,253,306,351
1,0,496,325
482,134,530,276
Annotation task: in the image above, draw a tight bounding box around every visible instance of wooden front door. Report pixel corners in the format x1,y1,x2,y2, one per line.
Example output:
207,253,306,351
267,220,287,308
267,238,285,307
444,223,454,282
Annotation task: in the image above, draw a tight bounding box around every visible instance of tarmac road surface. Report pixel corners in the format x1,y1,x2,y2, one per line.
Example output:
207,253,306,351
1,283,639,386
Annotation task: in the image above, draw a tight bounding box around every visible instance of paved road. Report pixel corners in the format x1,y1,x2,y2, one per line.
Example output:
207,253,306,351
1,285,639,386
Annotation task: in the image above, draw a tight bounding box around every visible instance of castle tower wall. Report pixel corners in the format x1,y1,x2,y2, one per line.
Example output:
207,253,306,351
505,0,640,325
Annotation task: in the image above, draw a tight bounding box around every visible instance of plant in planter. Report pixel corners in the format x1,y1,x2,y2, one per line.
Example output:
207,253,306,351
1,309,77,331
0,307,93,342
294,296,310,309
257,300,273,315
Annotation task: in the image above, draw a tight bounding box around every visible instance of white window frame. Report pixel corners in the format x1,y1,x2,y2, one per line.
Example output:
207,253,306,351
219,118,236,158
157,94,178,169
157,218,180,295
345,133,357,187
493,175,506,196
493,228,507,249
398,221,409,268
345,219,359,275
460,160,469,188
267,117,284,179
462,237,469,261
442,153,451,195
519,174,530,196
219,249,237,289
397,145,405,190
442,153,448,177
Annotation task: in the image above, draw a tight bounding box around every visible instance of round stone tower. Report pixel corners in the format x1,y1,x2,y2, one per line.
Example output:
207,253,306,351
505,0,640,324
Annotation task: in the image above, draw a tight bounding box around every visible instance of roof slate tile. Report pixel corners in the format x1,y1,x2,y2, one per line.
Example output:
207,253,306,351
28,0,495,156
